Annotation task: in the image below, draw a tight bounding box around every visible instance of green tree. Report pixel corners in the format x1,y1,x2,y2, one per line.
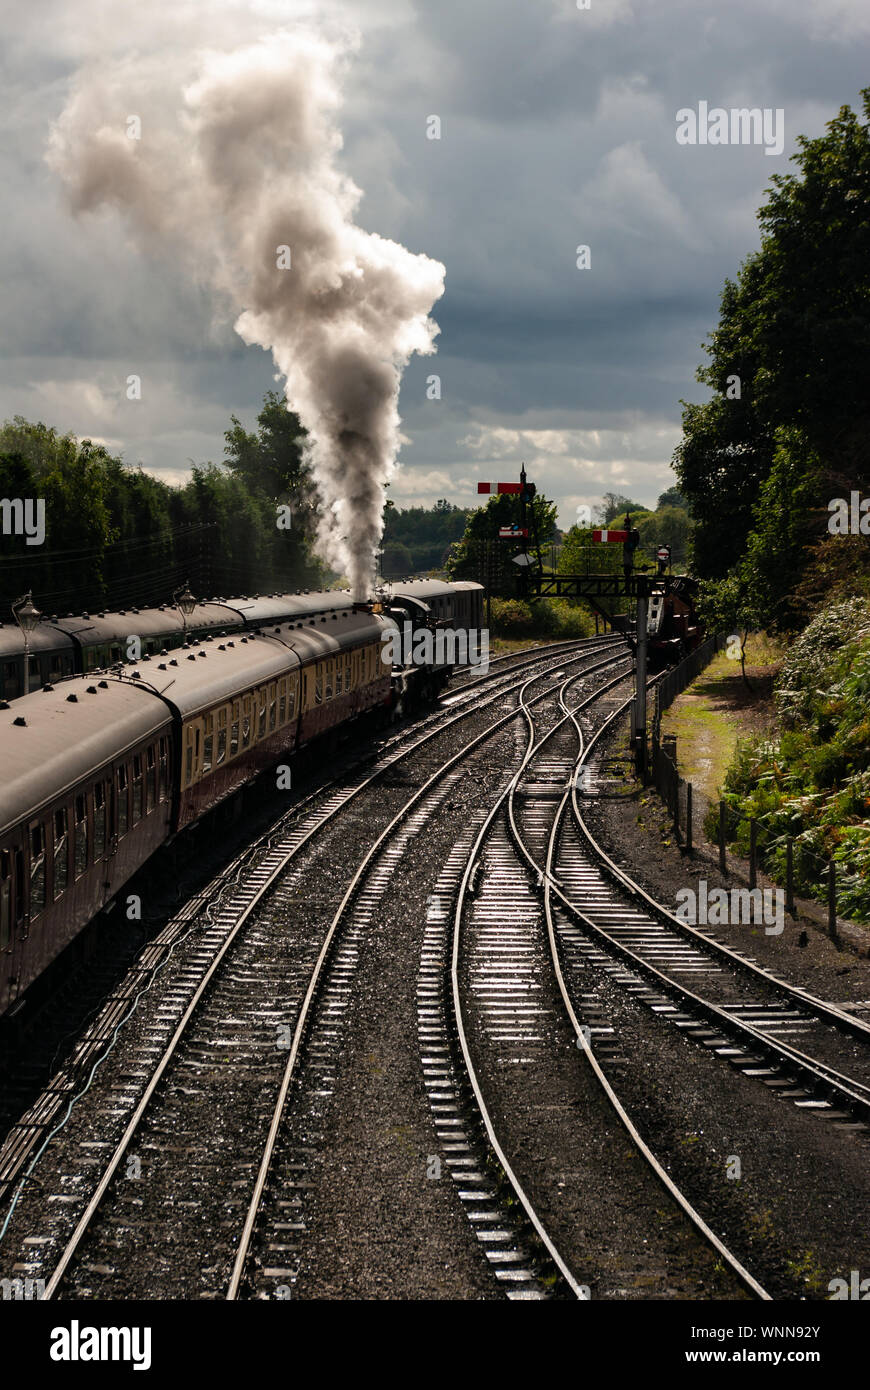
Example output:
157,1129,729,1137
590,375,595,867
446,491,558,594
675,89,870,587
597,492,647,525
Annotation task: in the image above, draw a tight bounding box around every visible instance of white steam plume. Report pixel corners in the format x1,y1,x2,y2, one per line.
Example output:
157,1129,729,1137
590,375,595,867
47,30,445,599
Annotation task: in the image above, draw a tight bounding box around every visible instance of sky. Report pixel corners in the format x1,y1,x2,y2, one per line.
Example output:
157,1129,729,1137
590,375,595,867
2,0,869,530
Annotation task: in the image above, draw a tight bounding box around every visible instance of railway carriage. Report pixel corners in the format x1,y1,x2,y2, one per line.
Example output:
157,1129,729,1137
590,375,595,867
0,678,174,1014
447,580,485,634
0,582,482,1017
0,607,397,1013
0,590,357,700
0,623,77,700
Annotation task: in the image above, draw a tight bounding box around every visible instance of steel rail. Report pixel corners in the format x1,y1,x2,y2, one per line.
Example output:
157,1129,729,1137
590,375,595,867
509,695,870,1125
226,652,632,1298
463,671,769,1300
449,665,634,1301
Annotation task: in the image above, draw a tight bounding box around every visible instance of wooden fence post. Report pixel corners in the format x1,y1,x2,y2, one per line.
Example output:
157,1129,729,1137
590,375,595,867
785,838,795,917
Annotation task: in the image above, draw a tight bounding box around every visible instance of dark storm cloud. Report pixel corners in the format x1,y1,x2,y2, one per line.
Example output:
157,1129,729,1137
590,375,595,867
1,0,868,524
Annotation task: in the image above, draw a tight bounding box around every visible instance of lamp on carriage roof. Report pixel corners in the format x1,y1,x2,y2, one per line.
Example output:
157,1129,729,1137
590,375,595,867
13,591,41,698
173,581,197,633
171,581,195,619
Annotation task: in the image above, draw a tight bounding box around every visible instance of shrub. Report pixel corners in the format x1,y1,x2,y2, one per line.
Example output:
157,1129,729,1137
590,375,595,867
487,597,595,640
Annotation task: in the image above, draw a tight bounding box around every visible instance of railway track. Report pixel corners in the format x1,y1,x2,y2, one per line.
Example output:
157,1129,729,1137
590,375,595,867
537,699,870,1131
225,653,635,1298
449,669,767,1300
0,639,629,1298
0,633,626,1214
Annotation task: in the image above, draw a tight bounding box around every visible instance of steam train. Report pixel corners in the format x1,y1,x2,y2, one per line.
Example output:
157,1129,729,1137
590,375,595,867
616,576,704,671
0,580,483,701
0,580,483,1018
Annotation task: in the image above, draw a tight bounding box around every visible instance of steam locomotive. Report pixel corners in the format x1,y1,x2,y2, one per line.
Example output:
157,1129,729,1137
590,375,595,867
614,576,704,671
0,580,483,1018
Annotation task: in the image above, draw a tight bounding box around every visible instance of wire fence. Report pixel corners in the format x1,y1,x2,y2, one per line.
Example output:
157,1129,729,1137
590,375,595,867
646,635,846,940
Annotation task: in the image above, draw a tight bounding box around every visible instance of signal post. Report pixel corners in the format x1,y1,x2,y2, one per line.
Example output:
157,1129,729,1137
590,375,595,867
473,471,666,776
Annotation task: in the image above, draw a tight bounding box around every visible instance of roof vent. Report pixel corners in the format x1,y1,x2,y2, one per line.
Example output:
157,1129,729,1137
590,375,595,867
130,671,141,679
13,715,26,726
42,683,54,692
87,686,98,694
187,654,196,661
198,651,206,658
67,693,78,703
99,680,109,688
170,659,178,667
158,663,167,670
82,612,90,620
218,645,226,652
227,641,235,648
0,700,9,710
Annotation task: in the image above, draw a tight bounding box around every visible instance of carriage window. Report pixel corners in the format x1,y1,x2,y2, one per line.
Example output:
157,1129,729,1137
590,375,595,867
230,719,239,757
314,667,323,705
146,744,157,808
30,820,46,918
242,700,251,748
203,717,213,775
269,684,277,731
132,755,143,822
53,808,69,898
278,680,287,725
324,661,333,701
0,850,10,950
288,679,297,717
94,783,106,860
118,765,129,836
158,738,168,801
217,728,227,765
258,691,267,739
345,655,352,693
74,794,88,878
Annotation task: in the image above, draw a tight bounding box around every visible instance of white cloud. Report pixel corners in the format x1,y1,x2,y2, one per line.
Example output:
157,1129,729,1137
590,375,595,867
579,141,703,249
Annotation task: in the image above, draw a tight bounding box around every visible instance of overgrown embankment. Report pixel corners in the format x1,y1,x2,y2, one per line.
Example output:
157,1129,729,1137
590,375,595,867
660,635,784,804
666,602,870,924
710,600,870,923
